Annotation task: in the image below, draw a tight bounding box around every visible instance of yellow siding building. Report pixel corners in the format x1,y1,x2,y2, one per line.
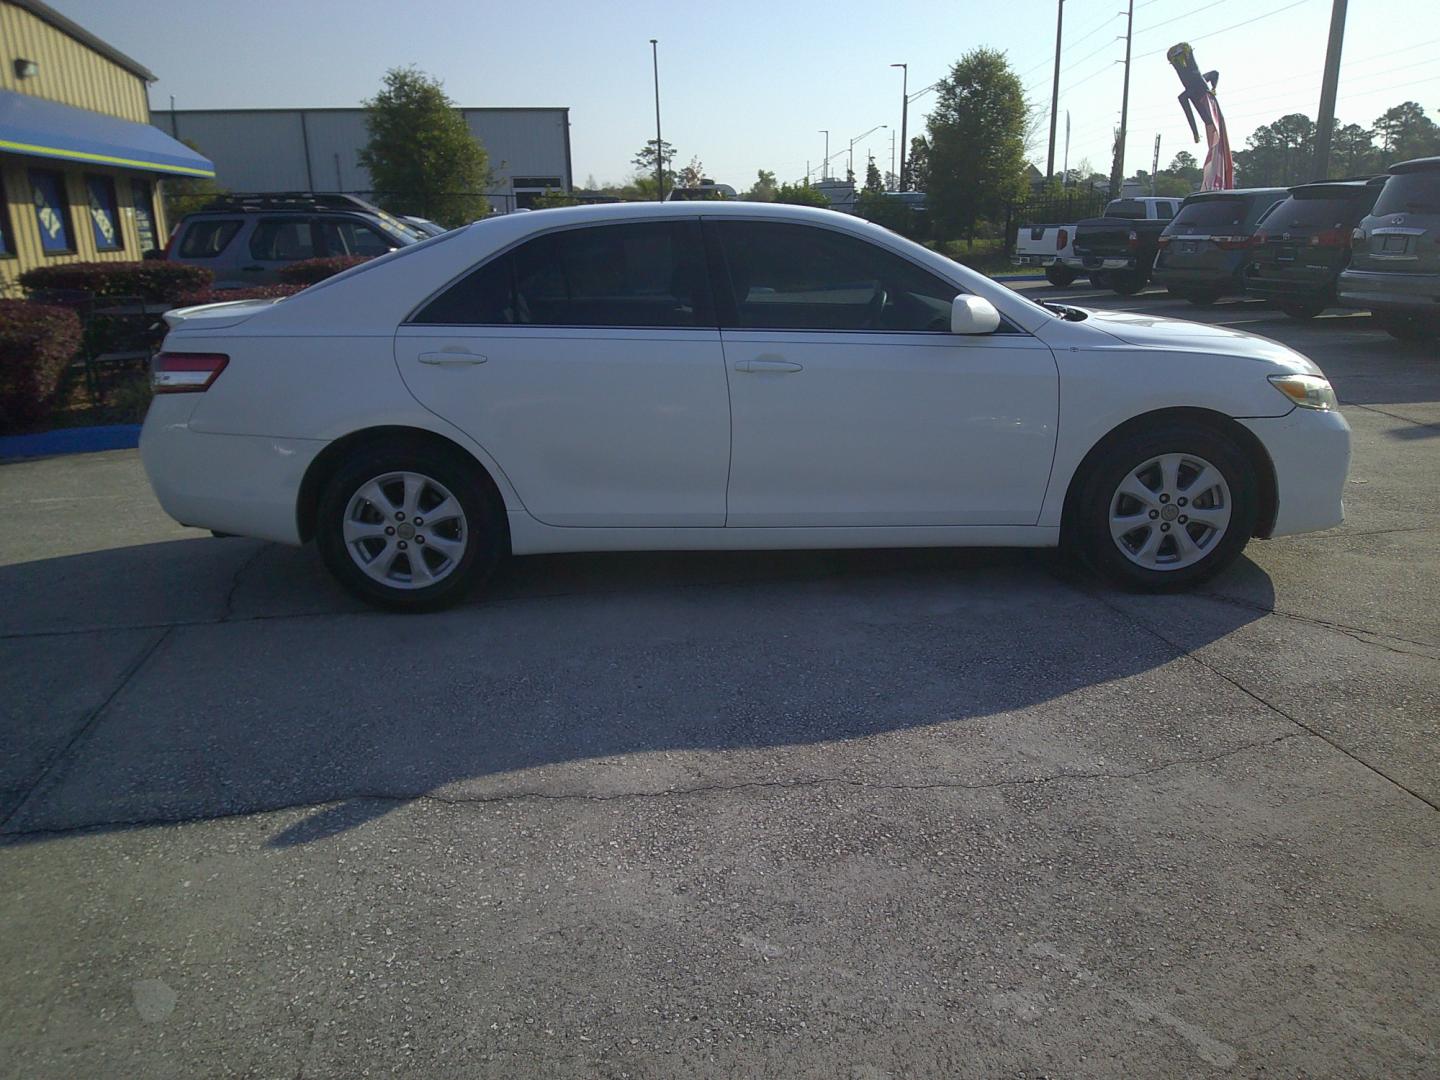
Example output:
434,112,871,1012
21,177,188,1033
0,0,213,294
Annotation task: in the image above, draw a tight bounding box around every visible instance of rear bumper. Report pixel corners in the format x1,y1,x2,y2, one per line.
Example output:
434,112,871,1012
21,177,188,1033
1243,270,1335,302
1336,269,1440,314
1152,264,1243,294
1075,255,1134,271
140,396,323,545
1239,407,1351,539
1012,254,1061,267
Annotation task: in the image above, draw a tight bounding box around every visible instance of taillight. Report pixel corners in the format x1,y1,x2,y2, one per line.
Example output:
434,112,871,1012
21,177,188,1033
1351,226,1365,244
1056,228,1069,251
1213,235,1257,250
1312,228,1350,247
151,352,229,393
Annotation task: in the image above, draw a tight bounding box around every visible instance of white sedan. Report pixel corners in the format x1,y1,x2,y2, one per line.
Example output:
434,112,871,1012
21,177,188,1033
141,201,1350,611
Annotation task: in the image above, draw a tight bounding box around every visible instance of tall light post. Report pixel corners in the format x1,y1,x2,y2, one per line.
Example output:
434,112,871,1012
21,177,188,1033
819,130,830,179
649,38,664,201
845,124,887,179
891,63,908,189
1046,0,1064,181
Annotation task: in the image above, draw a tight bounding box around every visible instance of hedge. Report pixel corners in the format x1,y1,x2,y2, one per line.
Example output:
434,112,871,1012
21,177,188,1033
19,261,213,303
276,255,371,285
173,284,304,307
0,301,83,434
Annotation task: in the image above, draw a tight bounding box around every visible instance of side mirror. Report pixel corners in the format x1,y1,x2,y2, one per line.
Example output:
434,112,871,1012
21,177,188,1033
951,294,1001,335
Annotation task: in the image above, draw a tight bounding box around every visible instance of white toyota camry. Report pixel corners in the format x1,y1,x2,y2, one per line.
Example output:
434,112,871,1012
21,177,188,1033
141,201,1350,611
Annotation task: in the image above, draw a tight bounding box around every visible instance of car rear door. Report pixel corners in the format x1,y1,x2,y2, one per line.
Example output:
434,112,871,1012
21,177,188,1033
710,218,1059,527
394,218,732,527
237,216,322,284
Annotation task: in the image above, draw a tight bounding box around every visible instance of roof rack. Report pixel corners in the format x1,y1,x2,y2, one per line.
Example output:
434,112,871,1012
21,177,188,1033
200,192,384,213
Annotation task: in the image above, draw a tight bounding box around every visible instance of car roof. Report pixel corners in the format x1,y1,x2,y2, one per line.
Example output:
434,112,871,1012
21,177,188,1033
1286,177,1385,197
1387,156,1440,174
1185,188,1289,202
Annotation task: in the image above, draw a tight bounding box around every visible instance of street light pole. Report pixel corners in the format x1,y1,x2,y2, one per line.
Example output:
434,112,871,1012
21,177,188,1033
819,130,830,180
1046,0,1064,181
649,39,664,201
891,64,908,189
847,125,887,179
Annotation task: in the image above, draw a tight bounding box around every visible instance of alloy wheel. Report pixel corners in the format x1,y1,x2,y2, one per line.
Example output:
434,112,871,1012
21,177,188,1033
342,471,468,589
1108,453,1232,571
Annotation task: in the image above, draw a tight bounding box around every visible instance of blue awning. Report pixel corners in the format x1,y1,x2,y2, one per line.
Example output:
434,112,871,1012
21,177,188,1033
0,89,214,178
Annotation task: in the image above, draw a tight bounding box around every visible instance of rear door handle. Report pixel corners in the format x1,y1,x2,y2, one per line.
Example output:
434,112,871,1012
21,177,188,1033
735,358,803,373
418,350,488,366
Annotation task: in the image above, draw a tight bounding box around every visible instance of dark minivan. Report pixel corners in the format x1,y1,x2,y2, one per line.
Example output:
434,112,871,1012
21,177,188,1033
1244,177,1384,319
1338,157,1440,341
1153,188,1288,304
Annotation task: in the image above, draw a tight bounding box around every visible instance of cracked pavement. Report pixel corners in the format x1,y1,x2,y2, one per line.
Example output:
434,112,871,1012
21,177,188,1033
1,292,1437,1078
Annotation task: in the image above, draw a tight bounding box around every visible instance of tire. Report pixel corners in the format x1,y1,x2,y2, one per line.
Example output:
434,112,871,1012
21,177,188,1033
1172,289,1217,306
1068,421,1259,591
1045,265,1078,287
316,439,506,612
1278,298,1327,320
1088,271,1114,289
1110,270,1148,296
1375,312,1436,343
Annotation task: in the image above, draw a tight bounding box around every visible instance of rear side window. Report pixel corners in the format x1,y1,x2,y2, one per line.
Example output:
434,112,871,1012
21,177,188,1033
1372,171,1440,216
1153,202,1175,221
414,221,712,327
319,219,396,257
179,219,241,258
249,219,319,261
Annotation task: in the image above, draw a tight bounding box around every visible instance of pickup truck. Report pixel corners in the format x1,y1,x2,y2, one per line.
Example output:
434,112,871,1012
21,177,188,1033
1070,196,1185,295
1012,223,1079,286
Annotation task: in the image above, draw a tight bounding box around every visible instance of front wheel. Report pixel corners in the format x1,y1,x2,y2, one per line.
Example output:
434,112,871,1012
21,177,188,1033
1110,270,1149,296
316,441,506,612
1046,265,1078,287
1068,423,1259,591
1374,312,1437,342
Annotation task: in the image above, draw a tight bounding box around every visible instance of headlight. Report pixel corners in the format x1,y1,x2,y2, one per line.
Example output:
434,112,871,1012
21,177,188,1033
1268,373,1337,411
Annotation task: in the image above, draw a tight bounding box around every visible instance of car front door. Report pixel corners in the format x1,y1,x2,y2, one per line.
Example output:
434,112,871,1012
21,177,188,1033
711,219,1059,527
394,219,731,527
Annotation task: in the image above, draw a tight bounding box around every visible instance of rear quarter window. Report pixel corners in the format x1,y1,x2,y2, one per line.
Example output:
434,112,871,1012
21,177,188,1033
1372,171,1440,216
178,219,241,258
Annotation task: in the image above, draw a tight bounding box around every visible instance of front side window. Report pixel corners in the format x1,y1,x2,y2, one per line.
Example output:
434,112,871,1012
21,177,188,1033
413,220,712,327
249,219,319,261
131,179,158,252
29,170,74,254
178,218,242,258
319,219,396,257
715,220,959,332
85,174,122,251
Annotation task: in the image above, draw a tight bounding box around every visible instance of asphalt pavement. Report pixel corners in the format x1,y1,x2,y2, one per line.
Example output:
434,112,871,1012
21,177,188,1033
1,285,1436,1078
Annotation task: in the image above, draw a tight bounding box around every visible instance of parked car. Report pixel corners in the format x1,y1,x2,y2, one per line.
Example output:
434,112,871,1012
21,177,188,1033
1070,197,1185,295
401,215,449,237
141,201,1350,611
1338,156,1440,341
1153,188,1289,304
665,183,737,201
166,193,420,287
1012,222,1079,286
1244,178,1384,319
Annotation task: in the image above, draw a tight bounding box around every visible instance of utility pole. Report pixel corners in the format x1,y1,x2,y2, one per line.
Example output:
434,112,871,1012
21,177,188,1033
891,63,908,189
819,130,830,179
1312,0,1348,180
890,130,896,188
1109,0,1134,197
649,39,665,201
1063,110,1071,186
1046,0,1065,181
1151,133,1161,195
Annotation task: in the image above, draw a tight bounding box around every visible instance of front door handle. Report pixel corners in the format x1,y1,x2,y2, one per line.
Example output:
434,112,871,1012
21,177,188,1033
418,350,488,366
735,357,803,374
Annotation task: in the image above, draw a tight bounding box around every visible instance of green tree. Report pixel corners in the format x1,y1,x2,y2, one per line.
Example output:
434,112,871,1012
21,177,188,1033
906,135,931,191
773,180,830,208
677,155,706,189
1234,113,1315,187
743,169,779,202
359,67,491,227
863,157,884,194
632,139,677,193
1331,123,1380,176
1374,102,1440,161
161,138,227,228
924,48,1028,241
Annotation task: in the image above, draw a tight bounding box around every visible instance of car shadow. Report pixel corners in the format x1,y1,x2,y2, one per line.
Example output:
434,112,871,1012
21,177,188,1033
0,538,1277,848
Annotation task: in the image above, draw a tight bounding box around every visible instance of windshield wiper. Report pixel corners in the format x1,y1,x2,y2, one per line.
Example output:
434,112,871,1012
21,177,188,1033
1042,302,1088,321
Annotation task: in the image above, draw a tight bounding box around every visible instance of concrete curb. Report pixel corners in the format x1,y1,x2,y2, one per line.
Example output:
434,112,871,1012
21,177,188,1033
0,423,141,462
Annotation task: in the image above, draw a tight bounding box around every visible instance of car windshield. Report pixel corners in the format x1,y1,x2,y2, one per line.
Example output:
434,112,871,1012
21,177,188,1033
1372,171,1440,216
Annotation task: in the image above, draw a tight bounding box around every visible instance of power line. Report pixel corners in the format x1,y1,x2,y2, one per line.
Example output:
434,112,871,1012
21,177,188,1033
1132,0,1237,36
1134,0,1315,59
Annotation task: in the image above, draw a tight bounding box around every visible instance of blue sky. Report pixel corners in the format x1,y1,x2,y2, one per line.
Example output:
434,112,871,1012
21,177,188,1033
58,0,1440,187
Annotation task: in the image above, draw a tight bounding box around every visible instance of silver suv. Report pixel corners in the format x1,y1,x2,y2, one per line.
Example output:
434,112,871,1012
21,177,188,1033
1339,157,1440,342
166,193,422,287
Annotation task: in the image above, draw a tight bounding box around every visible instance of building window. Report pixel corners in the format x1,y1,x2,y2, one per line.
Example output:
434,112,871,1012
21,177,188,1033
131,179,159,253
85,174,123,251
0,174,15,259
29,170,75,254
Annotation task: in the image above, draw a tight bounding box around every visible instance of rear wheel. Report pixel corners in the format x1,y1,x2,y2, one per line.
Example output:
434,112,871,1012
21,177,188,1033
1068,422,1258,591
316,441,506,612
1172,289,1218,306
1374,312,1437,342
1045,265,1078,287
1110,270,1148,296
1088,271,1114,289
1278,297,1327,320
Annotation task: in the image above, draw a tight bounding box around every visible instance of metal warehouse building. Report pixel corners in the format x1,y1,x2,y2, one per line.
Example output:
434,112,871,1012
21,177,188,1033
152,107,573,212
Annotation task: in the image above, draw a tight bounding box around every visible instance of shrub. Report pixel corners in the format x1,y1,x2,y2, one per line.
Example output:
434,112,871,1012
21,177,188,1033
18,261,212,304
276,255,371,285
172,284,304,307
0,301,83,434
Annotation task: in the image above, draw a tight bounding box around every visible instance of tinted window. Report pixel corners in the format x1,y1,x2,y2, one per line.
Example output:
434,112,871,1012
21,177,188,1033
320,219,396,257
414,221,711,327
1154,202,1175,221
85,175,122,251
249,219,319,261
29,170,74,254
1372,171,1440,216
131,179,158,251
1169,197,1256,230
716,220,959,332
178,219,241,258
1265,194,1375,230
1107,200,1147,219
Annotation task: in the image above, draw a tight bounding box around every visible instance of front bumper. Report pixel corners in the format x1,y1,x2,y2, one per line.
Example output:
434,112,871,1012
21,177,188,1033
1239,407,1351,539
140,396,324,545
1336,269,1440,314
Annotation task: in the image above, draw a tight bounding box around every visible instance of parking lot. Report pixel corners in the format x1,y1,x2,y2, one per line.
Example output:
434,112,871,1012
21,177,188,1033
1,283,1436,1078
